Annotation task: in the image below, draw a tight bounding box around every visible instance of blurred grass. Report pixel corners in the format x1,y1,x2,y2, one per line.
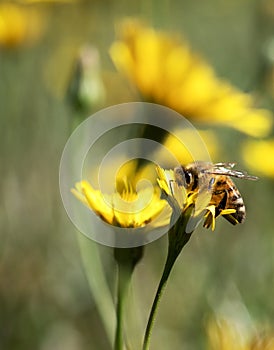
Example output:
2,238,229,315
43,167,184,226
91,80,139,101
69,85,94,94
0,0,273,349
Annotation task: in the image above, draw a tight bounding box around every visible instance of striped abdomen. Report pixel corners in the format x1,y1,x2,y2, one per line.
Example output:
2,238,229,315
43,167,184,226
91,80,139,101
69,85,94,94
211,175,246,224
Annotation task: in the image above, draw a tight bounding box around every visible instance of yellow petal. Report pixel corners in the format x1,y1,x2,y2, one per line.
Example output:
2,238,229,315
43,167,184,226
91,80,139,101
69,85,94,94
72,178,168,229
80,180,114,224
204,205,216,230
156,166,173,196
220,209,236,216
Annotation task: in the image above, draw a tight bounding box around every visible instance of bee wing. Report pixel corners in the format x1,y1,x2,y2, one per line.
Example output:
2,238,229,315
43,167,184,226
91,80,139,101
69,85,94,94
214,162,236,169
203,163,258,180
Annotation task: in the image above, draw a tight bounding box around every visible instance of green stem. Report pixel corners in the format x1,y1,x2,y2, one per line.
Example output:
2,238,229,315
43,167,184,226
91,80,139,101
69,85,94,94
114,246,144,350
78,234,115,343
142,252,177,350
142,205,194,350
115,262,131,350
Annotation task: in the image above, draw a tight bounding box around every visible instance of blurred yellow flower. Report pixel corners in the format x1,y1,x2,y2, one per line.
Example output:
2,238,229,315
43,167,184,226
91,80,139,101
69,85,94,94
155,128,218,167
156,166,236,231
242,139,274,178
0,3,44,48
207,318,274,350
110,20,272,137
71,179,168,228
207,319,249,350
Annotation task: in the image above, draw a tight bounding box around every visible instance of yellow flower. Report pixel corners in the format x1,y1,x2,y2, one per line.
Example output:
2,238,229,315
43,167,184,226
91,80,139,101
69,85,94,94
242,139,274,178
154,128,218,167
207,318,250,350
71,178,169,228
207,318,274,350
156,166,236,231
110,19,272,137
0,3,44,48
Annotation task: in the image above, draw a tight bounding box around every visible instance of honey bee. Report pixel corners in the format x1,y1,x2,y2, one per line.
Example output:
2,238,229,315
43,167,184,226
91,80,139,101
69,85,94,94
174,161,258,226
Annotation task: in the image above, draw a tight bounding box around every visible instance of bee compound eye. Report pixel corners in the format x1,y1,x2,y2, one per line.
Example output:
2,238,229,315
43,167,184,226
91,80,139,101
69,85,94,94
184,170,192,186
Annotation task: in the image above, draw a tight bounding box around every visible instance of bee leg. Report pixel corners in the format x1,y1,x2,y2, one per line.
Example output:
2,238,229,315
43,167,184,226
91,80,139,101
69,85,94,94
212,189,239,225
214,190,228,218
218,189,239,225
222,213,239,225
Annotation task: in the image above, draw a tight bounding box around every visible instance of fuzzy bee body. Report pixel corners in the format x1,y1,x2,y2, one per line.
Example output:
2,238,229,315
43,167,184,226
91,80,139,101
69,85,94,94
175,161,258,225
208,174,246,225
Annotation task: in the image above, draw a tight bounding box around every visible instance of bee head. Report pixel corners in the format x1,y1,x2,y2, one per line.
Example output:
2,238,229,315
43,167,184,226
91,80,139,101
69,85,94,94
174,162,209,191
174,166,194,189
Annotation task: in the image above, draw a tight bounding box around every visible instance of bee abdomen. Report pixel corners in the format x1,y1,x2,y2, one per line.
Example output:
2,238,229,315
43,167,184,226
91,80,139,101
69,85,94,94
230,191,246,223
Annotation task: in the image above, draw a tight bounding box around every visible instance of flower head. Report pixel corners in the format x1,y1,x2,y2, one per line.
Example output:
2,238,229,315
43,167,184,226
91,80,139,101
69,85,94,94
110,19,272,137
71,178,169,229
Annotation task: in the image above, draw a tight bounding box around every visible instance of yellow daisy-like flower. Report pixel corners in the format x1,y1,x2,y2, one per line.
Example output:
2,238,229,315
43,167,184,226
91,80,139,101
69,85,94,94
207,318,274,350
242,139,274,178
71,179,169,228
156,166,236,231
207,318,250,350
0,2,44,48
110,19,272,137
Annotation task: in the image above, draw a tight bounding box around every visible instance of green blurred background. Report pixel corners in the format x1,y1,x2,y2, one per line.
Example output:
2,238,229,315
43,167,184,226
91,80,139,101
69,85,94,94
1,0,274,349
